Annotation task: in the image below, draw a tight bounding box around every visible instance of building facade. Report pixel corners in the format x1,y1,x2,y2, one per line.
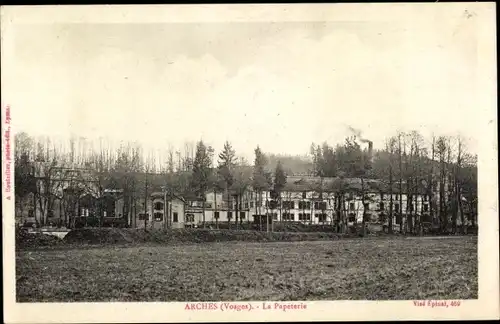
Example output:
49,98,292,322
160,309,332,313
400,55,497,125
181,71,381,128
132,192,186,229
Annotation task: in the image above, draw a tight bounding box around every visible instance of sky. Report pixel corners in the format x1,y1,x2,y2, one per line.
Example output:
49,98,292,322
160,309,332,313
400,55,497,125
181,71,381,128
5,8,483,163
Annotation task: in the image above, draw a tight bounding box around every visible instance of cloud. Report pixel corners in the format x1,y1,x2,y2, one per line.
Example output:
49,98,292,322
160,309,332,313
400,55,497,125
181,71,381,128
8,21,479,162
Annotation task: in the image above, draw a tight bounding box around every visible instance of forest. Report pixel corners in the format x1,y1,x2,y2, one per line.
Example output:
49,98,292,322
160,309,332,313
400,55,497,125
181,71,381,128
14,129,477,234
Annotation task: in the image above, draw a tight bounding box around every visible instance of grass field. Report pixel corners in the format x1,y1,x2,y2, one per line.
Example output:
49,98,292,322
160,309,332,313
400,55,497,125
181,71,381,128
16,236,477,302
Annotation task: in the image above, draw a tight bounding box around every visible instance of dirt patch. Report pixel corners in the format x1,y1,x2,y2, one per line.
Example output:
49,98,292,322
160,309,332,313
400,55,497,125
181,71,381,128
63,228,135,245
16,237,478,302
16,229,63,250
60,228,347,246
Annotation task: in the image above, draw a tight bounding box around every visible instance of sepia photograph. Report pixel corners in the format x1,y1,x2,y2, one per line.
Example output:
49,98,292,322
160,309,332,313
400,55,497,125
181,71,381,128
2,3,498,323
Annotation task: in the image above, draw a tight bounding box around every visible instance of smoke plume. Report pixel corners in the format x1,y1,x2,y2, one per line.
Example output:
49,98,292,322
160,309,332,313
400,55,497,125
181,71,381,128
346,125,371,144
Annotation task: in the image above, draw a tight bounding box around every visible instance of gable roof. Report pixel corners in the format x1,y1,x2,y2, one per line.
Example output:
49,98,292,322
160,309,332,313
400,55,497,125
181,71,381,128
280,175,427,195
150,191,186,202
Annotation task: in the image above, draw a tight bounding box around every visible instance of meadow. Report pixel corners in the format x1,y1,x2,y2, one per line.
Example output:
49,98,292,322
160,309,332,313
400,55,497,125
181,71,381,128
16,236,478,302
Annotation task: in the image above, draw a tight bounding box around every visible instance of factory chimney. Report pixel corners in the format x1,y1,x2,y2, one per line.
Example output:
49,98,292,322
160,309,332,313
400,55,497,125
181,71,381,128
367,141,374,165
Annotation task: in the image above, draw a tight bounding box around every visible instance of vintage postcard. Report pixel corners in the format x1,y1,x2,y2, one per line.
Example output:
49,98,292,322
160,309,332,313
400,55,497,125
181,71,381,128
2,3,498,323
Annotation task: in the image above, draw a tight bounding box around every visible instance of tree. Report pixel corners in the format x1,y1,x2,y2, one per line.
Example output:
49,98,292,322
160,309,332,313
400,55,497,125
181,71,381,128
209,169,225,229
191,140,213,228
273,161,287,224
230,164,252,229
110,144,143,227
88,149,112,227
342,136,372,235
436,136,449,232
14,132,36,223
371,137,397,233
252,146,269,231
458,153,477,230
167,147,175,174
15,151,36,223
217,141,236,225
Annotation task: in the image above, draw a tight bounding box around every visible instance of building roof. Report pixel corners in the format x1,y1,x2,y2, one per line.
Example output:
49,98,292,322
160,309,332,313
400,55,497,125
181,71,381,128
280,175,427,195
150,191,186,202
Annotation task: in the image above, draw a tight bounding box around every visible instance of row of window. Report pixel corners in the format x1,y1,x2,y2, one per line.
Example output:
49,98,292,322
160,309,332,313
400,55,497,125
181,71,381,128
241,200,430,212
214,211,246,220
269,213,329,222
245,192,431,202
185,194,432,211
138,212,179,223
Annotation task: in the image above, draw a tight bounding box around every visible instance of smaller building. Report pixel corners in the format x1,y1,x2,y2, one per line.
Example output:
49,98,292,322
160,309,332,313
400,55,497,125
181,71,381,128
133,192,186,229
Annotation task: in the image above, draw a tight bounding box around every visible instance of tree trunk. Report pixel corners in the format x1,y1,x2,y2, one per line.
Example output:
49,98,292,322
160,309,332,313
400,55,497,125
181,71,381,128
226,188,231,230
265,191,269,232
202,193,206,229
240,194,244,227
235,194,239,230
429,136,436,229
341,193,347,234
270,193,275,232
257,191,261,231
398,135,404,234
214,189,218,229
458,187,466,234
389,168,394,234
361,178,366,236
279,192,283,223
406,179,412,235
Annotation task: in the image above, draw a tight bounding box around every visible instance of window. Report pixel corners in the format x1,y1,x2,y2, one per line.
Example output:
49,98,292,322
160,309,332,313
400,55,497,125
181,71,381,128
250,201,254,208
396,213,402,225
228,212,232,220
282,201,293,209
186,214,195,222
214,211,220,219
314,202,326,210
349,202,355,211
154,202,164,210
173,212,178,223
154,212,163,221
245,202,249,209
423,204,429,212
240,212,246,219
348,214,356,222
139,213,148,220
299,201,311,209
394,203,400,213
379,202,385,210
364,203,370,211
298,213,311,221
28,209,34,218
269,200,279,209
318,213,327,223
283,213,294,221
302,192,307,199
409,203,414,212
